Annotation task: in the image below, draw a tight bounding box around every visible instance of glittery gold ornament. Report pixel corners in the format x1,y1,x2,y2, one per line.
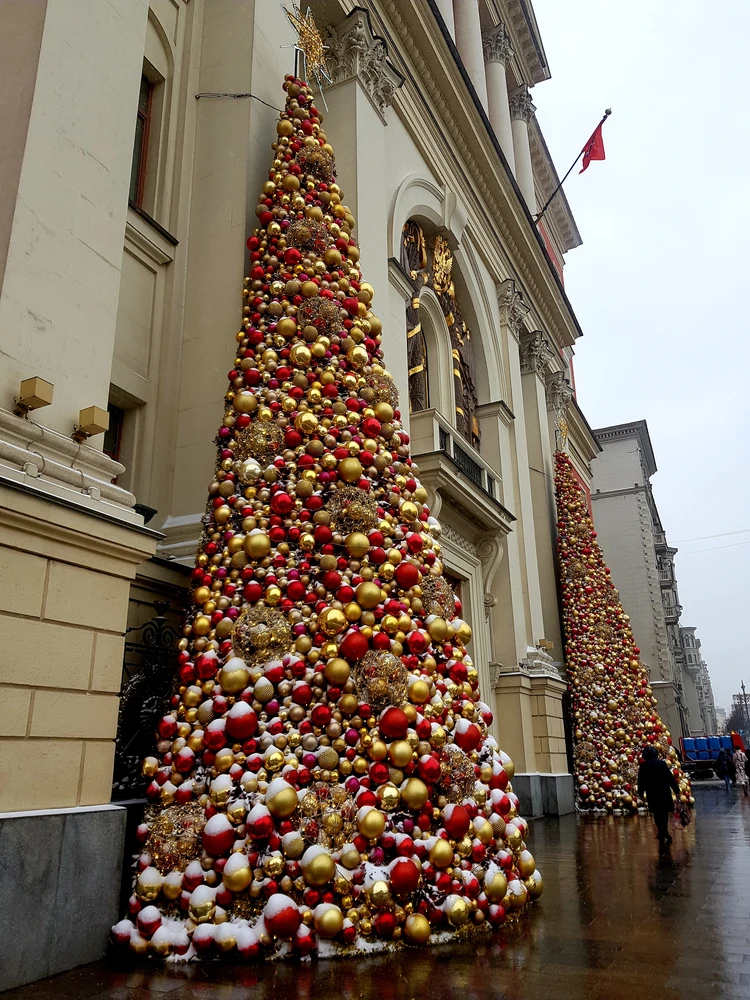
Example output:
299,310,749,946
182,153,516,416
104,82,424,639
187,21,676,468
231,606,292,664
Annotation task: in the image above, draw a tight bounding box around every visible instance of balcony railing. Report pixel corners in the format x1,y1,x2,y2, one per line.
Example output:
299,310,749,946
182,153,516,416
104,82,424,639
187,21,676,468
415,409,499,503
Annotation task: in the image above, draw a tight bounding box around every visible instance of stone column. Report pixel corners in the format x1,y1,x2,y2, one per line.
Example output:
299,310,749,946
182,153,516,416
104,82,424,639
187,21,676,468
452,0,488,109
482,23,514,168
434,0,455,37
509,87,536,210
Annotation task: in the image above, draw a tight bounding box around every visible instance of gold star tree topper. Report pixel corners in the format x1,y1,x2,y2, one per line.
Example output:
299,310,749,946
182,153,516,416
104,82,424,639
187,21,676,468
282,4,333,97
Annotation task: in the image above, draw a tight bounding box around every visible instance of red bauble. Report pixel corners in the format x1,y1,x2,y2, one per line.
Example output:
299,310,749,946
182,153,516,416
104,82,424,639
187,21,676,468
264,894,302,938
394,561,420,589
389,858,420,896
202,814,235,856
225,702,258,740
453,720,482,753
379,706,409,740
443,804,471,839
340,629,369,661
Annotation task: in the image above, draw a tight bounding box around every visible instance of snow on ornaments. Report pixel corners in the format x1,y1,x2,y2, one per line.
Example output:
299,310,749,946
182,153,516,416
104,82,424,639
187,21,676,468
113,76,542,963
554,450,692,813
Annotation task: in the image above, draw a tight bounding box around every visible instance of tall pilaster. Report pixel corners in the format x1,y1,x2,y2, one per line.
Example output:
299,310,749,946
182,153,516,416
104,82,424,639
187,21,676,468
452,0,488,109
509,87,536,211
482,23,514,169
323,8,404,335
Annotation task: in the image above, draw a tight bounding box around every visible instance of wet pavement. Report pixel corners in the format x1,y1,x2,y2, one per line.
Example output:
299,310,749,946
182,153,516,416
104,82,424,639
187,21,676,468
5,782,750,1000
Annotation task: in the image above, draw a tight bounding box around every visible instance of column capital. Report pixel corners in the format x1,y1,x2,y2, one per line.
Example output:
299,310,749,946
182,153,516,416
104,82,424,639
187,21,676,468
544,370,574,414
498,278,529,340
509,86,536,123
325,8,404,122
519,331,554,377
482,22,514,65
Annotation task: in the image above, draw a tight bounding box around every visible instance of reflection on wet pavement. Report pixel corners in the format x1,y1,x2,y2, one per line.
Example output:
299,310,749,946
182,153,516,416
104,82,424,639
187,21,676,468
6,784,750,1000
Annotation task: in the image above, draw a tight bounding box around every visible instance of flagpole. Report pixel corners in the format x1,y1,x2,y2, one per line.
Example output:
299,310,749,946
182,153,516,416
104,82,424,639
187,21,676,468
535,109,611,226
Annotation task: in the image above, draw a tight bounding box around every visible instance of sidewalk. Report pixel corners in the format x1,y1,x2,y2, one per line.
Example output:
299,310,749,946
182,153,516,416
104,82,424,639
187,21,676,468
5,784,749,1000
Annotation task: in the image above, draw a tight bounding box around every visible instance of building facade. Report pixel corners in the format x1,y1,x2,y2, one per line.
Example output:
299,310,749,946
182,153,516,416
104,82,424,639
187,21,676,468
590,421,716,740
0,0,601,986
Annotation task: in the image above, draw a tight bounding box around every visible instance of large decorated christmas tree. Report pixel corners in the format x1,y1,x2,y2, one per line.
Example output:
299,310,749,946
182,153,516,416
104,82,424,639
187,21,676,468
554,450,692,813
113,75,541,962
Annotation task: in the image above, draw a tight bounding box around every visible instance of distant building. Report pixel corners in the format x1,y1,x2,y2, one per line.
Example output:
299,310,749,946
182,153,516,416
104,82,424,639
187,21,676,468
590,421,716,739
716,707,727,732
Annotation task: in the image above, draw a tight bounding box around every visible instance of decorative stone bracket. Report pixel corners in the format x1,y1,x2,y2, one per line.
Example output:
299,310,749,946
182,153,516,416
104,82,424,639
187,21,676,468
519,330,554,377
498,278,529,341
477,533,505,619
482,22,513,66
325,7,405,122
520,645,563,679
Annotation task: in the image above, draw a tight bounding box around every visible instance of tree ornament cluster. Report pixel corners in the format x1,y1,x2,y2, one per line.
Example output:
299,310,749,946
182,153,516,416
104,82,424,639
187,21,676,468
554,451,692,813
113,77,541,962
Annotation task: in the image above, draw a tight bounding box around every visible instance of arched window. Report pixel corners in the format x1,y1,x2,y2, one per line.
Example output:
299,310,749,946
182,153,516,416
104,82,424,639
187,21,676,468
400,221,480,449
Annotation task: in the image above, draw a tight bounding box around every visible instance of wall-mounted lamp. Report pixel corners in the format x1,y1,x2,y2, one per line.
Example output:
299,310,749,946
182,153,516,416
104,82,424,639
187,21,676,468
13,377,54,417
72,405,109,443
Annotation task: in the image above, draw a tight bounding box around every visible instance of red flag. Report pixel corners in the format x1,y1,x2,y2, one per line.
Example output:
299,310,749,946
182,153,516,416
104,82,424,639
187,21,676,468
580,122,606,172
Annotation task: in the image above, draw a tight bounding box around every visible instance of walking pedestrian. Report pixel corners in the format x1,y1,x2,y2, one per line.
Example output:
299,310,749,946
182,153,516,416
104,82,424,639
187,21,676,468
716,748,732,792
638,746,681,845
734,746,748,796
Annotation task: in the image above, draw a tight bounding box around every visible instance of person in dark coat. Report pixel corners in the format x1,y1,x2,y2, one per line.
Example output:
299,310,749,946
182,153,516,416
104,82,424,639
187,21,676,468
637,746,681,844
715,748,732,792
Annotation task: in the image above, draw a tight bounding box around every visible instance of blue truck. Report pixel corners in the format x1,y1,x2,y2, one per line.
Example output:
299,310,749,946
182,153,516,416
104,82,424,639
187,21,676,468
679,734,745,778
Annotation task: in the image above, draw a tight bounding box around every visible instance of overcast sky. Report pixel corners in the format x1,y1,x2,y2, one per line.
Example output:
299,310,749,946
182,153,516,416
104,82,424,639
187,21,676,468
532,0,750,712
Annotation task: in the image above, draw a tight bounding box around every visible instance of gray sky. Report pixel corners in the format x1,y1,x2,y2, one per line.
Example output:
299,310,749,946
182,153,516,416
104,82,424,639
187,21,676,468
533,0,750,712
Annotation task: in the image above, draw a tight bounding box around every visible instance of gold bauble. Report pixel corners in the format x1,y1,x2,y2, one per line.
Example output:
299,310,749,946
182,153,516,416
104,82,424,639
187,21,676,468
484,870,508,903
518,850,536,878
347,345,368,369
504,757,515,780
401,777,429,810
400,501,418,523
253,676,275,703
301,280,318,298
214,748,235,773
314,904,344,939
445,895,469,927
301,848,336,886
189,890,216,924
355,581,382,609
507,879,528,910
425,616,448,641
222,854,252,892
244,531,272,559
339,844,362,870
474,818,494,845
345,532,370,557
218,660,250,694
382,739,408,767
282,831,305,858
193,586,211,607
527,870,544,899
409,679,430,704
319,607,347,636
357,808,386,839
266,784,299,819
276,119,293,136
136,868,162,902
377,783,401,811
429,839,454,869
162,872,183,901
367,880,392,908
192,615,211,637
369,739,388,761
454,620,472,645
404,913,430,945
290,343,312,366
141,756,159,778
233,391,257,414
276,317,297,339
338,457,363,482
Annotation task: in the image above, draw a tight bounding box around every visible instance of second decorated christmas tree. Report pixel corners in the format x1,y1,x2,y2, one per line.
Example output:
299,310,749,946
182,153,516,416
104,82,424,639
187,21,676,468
554,451,692,813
